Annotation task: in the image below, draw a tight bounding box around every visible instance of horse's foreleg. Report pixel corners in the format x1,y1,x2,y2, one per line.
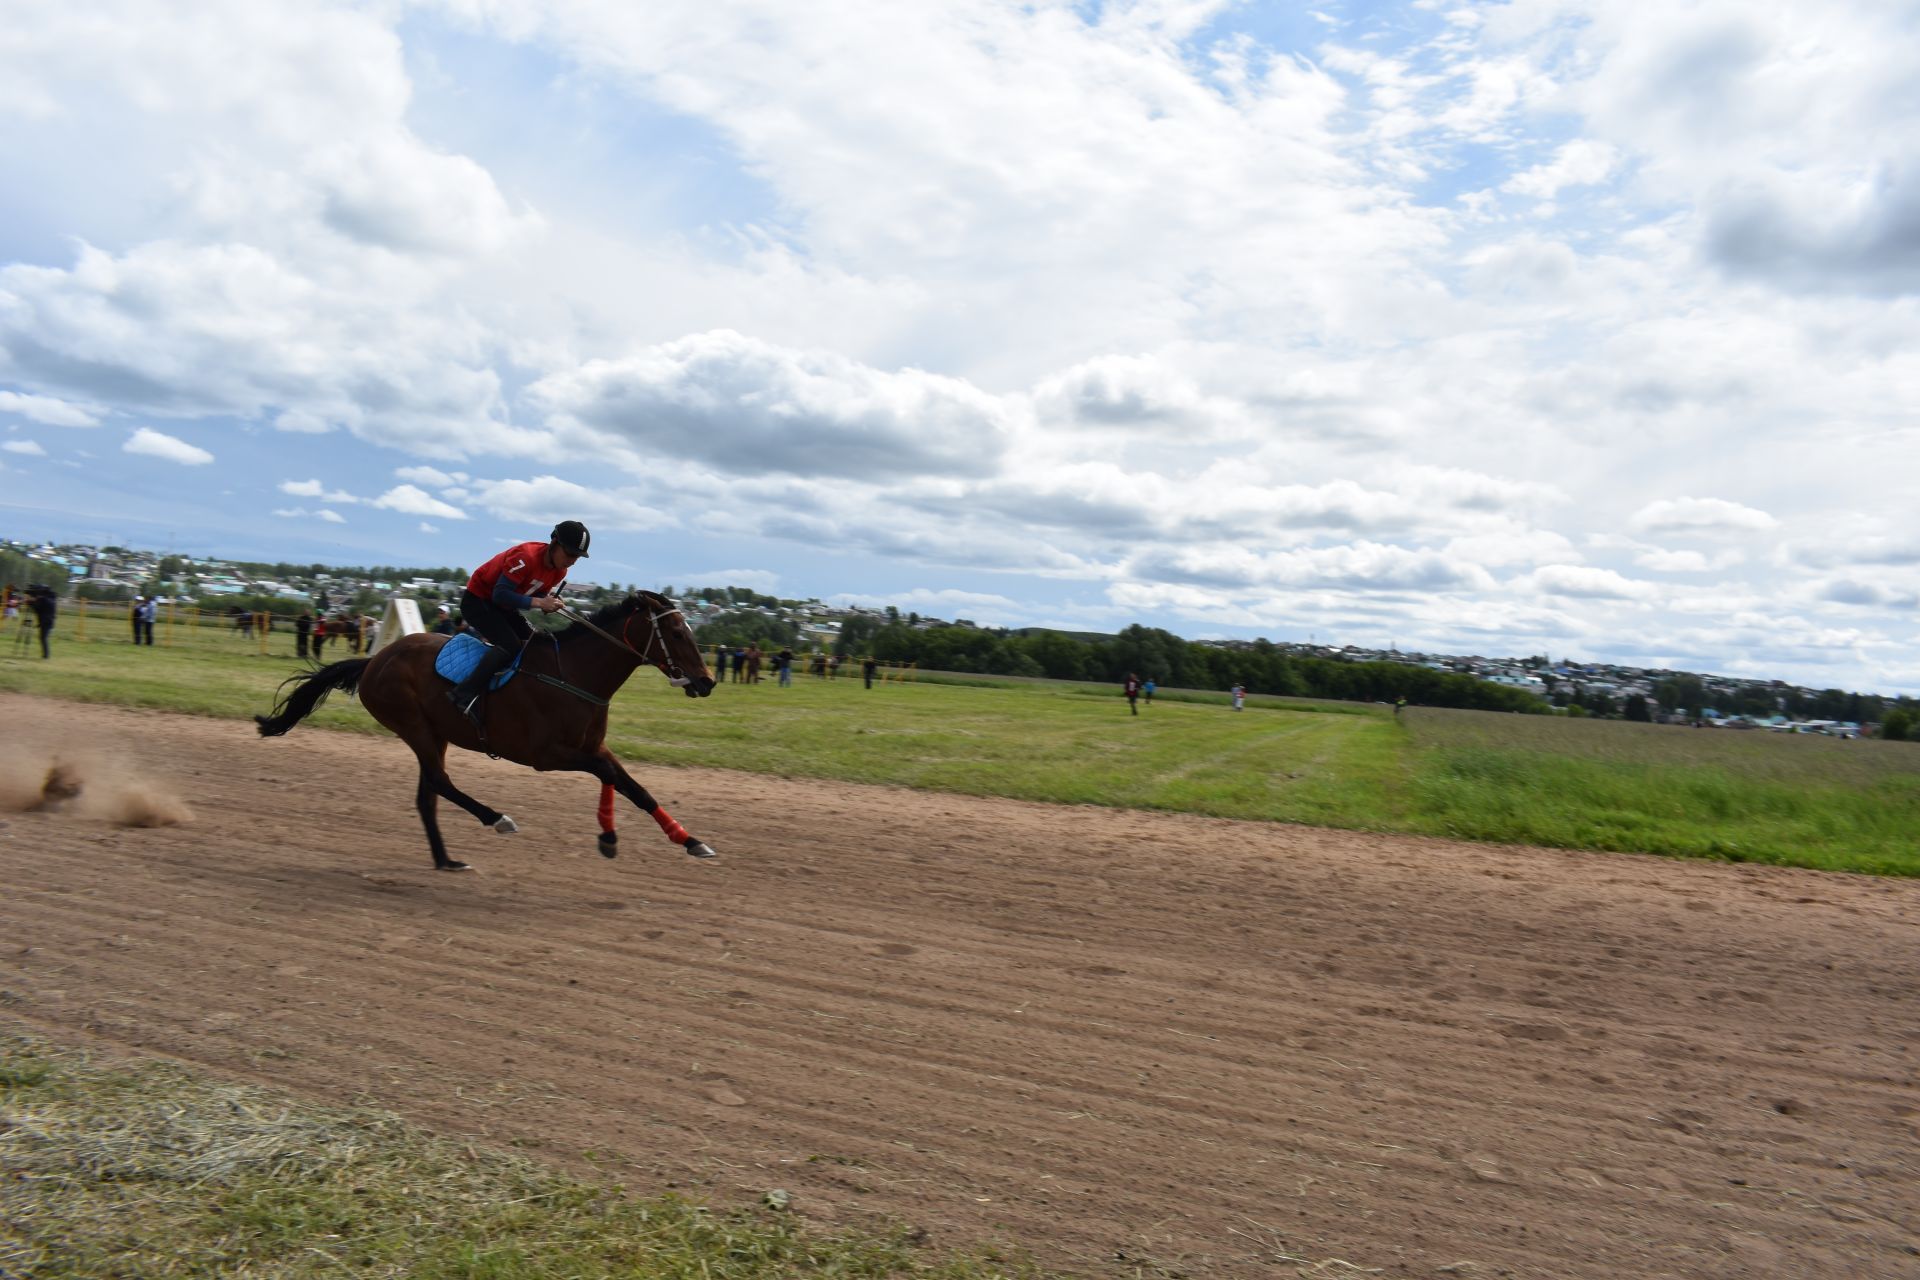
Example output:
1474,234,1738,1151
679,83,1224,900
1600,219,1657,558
596,782,617,858
581,750,716,860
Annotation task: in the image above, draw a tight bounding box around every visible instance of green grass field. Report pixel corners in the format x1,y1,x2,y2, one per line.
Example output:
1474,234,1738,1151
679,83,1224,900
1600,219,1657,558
4,604,1917,875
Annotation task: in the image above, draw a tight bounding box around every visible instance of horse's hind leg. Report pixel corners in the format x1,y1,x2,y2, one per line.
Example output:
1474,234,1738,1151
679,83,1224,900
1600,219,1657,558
405,739,512,872
414,763,466,872
578,748,716,860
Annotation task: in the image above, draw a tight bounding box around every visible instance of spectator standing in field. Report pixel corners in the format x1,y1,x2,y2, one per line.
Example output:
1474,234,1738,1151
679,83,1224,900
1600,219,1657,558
26,585,56,659
1394,696,1406,718
746,644,763,683
1143,677,1155,704
777,647,793,687
1124,672,1142,715
294,611,312,658
1231,683,1246,711
714,646,730,682
310,616,327,658
733,646,748,682
135,596,156,646
431,604,457,636
130,596,145,644
3,585,17,631
863,656,877,689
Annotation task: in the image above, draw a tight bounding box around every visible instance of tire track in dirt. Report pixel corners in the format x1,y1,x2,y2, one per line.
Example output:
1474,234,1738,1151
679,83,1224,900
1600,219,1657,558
2,693,1916,1278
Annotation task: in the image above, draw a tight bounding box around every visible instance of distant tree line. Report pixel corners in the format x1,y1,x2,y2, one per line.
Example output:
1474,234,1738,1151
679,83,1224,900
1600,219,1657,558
227,560,469,583
1647,673,1897,725
810,620,1551,713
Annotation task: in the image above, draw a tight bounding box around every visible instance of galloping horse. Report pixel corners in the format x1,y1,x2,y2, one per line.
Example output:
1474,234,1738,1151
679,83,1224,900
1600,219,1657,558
255,591,717,871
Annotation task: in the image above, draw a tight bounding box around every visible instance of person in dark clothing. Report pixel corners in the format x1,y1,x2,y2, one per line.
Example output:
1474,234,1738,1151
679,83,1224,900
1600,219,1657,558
446,520,589,725
715,646,730,682
26,586,56,659
294,611,312,658
1124,672,1141,715
133,596,156,646
862,656,877,689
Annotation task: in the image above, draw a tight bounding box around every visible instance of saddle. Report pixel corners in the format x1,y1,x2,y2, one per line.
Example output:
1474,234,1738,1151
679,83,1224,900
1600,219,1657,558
433,632,525,691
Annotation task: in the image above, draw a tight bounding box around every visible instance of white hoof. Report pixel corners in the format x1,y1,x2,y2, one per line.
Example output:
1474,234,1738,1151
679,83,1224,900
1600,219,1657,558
493,815,519,835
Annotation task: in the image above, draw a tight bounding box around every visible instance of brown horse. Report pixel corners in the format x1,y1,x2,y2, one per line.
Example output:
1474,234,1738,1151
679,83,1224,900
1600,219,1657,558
255,591,717,871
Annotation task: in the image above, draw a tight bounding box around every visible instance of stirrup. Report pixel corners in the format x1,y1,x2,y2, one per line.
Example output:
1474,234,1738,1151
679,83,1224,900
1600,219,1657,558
446,688,483,728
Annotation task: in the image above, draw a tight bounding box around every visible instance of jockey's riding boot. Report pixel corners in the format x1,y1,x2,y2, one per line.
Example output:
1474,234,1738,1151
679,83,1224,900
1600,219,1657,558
446,684,484,729
447,645,507,730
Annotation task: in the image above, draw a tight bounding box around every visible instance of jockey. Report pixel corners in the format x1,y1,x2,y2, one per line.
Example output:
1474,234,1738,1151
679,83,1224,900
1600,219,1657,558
446,520,590,724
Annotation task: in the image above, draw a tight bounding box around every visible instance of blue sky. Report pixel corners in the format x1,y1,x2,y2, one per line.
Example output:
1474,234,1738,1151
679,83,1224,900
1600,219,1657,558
3,0,1918,691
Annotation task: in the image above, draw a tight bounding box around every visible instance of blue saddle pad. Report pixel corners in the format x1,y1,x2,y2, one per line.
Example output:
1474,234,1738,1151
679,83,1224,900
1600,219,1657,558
434,633,523,691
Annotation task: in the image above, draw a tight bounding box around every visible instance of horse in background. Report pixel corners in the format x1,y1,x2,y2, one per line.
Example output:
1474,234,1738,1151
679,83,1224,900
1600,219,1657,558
255,591,717,871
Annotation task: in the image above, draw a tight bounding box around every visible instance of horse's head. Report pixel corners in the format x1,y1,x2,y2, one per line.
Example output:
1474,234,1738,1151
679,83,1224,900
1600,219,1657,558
621,591,715,697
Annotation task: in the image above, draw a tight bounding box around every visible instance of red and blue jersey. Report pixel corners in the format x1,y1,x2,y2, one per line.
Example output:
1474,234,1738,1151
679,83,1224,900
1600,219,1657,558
467,540,568,608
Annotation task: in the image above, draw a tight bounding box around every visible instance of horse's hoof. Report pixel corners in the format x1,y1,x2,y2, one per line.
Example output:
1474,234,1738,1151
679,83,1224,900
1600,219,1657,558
683,839,718,860
493,815,518,835
436,860,472,872
598,831,619,860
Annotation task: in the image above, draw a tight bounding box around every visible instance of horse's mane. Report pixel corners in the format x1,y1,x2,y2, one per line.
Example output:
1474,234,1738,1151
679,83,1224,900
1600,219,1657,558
557,592,668,643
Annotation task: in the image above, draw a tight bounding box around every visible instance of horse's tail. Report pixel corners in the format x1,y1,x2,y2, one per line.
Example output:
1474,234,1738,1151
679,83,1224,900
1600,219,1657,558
254,657,371,737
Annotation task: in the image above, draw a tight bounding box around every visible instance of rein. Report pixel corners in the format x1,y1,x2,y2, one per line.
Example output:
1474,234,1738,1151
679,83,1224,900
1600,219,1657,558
557,598,694,688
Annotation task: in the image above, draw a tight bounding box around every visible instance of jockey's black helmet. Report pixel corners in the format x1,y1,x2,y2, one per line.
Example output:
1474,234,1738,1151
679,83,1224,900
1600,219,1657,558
551,520,590,557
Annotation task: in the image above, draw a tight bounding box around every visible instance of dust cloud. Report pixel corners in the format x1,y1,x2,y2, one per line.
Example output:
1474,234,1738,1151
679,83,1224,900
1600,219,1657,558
0,741,193,828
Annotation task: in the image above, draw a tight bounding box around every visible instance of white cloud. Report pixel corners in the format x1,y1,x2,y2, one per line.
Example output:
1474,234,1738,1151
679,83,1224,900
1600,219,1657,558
418,521,440,533
316,508,346,524
1521,564,1659,601
1503,139,1620,201
123,427,212,465
395,465,458,487
370,484,466,520
1630,497,1778,535
2,439,46,456
279,479,358,503
468,475,676,532
0,391,98,427
531,330,1019,481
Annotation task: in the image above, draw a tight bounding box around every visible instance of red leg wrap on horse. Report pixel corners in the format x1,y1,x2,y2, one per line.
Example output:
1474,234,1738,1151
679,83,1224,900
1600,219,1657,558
651,807,690,845
598,783,616,834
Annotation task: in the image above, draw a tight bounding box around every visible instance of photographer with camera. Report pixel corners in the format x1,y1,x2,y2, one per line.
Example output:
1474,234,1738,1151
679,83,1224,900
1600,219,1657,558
23,584,56,659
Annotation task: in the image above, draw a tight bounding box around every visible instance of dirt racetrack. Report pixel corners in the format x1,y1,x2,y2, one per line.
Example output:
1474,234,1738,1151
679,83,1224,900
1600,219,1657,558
2,693,1916,1278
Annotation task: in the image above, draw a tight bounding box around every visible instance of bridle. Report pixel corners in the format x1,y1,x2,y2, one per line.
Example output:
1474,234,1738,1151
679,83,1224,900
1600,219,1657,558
558,594,695,687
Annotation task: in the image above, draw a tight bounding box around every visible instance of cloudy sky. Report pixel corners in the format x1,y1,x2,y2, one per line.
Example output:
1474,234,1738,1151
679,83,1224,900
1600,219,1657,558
2,1,1917,693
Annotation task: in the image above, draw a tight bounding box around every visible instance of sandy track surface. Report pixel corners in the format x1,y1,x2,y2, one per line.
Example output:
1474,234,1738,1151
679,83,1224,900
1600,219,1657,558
2,693,1916,1278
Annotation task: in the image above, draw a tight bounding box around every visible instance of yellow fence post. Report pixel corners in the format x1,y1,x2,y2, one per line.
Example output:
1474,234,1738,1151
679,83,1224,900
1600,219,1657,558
165,600,176,647
75,597,86,641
